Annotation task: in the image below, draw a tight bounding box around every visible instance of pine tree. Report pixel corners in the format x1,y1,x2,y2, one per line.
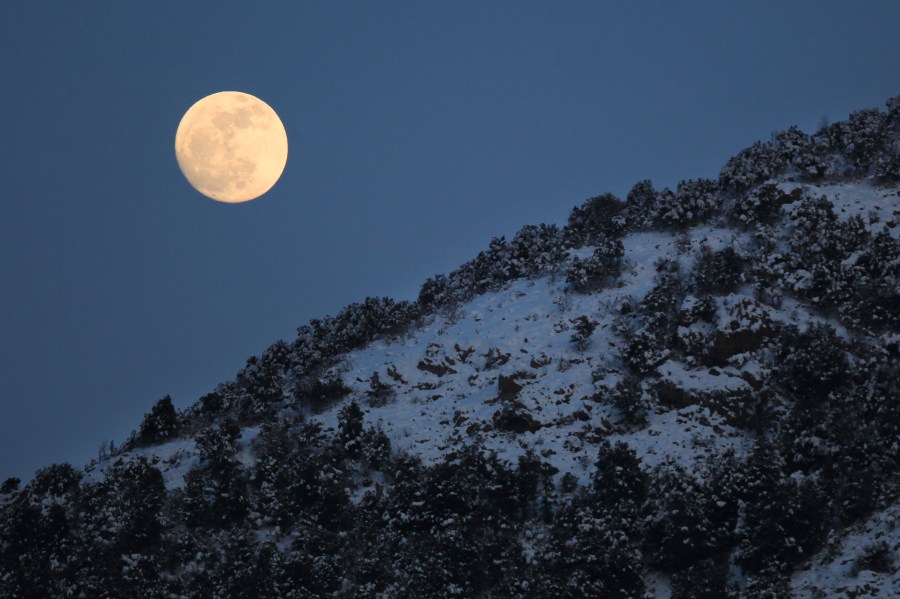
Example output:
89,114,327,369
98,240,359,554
137,395,179,446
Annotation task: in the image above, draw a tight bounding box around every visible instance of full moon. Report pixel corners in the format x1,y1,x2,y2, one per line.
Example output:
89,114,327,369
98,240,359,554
175,91,288,203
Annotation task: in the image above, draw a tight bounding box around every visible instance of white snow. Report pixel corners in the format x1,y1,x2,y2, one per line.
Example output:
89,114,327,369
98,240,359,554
310,227,756,482
779,181,899,239
792,503,900,598
66,175,900,595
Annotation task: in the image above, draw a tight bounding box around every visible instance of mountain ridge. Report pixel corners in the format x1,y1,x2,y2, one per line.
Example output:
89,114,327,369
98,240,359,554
2,95,899,598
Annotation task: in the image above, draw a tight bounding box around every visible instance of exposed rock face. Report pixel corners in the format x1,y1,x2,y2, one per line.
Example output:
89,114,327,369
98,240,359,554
416,359,457,377
483,348,512,369
708,298,776,365
652,361,755,427
492,402,542,434
530,353,552,368
709,329,767,364
497,374,524,401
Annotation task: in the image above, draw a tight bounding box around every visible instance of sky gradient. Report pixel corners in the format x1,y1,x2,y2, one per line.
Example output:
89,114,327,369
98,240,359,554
2,2,899,481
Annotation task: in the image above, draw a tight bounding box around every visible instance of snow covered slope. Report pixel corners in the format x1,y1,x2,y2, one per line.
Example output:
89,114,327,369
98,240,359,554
107,180,896,491
6,96,900,598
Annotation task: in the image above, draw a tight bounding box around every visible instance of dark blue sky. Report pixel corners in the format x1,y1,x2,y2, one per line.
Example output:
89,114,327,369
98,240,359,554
1,2,898,481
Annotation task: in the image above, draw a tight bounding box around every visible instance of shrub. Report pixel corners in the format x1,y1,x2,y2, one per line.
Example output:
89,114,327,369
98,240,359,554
719,140,783,195
564,192,626,247
137,395,179,446
468,236,512,293
742,570,791,599
822,107,888,175
365,372,393,407
598,375,650,428
90,457,166,553
643,464,724,571
418,274,449,311
196,419,240,469
569,315,598,351
737,446,829,574
693,246,746,294
182,465,249,529
786,194,842,263
875,149,900,182
623,323,671,376
592,440,647,520
852,541,895,576
542,503,646,599
31,463,82,498
775,324,848,404
506,223,566,277
841,229,900,330
658,178,718,229
298,376,351,413
729,183,791,228
0,477,20,494
670,557,736,599
565,237,624,293
338,401,364,458
687,294,718,323
625,179,659,230
198,391,224,418
361,427,392,470
236,354,286,419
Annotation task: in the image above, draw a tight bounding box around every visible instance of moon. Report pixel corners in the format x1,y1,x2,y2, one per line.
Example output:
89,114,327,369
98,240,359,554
175,91,288,203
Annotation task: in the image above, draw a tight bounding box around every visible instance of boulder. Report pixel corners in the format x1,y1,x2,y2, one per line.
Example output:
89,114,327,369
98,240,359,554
498,374,524,400
492,401,542,434
416,359,457,377
707,298,776,365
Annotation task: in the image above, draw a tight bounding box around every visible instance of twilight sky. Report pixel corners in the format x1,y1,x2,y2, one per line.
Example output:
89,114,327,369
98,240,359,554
1,2,898,481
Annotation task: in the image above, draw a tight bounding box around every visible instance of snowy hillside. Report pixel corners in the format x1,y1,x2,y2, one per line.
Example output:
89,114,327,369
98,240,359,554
2,96,899,598
792,501,900,598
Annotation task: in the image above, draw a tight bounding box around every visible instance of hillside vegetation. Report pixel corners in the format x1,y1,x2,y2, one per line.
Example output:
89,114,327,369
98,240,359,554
2,96,899,598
